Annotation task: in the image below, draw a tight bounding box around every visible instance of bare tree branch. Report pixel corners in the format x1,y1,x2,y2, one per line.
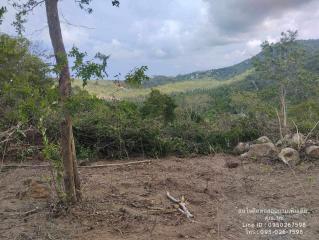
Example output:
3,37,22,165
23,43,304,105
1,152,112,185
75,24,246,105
60,12,95,30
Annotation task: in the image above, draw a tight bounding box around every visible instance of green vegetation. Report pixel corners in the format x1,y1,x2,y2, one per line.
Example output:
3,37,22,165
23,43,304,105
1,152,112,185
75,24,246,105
1,31,319,163
73,70,249,100
0,34,57,128
145,38,319,87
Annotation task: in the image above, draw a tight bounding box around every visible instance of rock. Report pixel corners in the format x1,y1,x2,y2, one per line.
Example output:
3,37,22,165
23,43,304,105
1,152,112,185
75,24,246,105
233,142,250,155
306,139,319,146
240,142,278,160
256,136,272,144
282,133,305,149
305,146,319,159
22,179,50,199
278,148,300,165
291,133,305,148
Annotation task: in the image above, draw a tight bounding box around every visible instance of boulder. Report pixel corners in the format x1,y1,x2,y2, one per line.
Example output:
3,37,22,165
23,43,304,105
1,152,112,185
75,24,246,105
256,136,272,144
305,146,319,159
291,133,305,148
282,133,305,149
240,142,278,160
306,139,319,146
278,148,300,165
233,142,250,155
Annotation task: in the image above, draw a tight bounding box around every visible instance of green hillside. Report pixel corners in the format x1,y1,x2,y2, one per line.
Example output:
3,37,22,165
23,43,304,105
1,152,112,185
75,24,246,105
73,70,251,100
72,39,319,101
146,58,252,87
145,39,319,87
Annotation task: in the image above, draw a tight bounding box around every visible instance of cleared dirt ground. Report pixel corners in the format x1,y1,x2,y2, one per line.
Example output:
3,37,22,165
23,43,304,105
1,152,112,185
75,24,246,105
0,154,318,240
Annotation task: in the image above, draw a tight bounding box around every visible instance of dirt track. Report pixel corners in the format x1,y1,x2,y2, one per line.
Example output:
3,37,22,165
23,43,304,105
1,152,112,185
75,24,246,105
0,154,318,240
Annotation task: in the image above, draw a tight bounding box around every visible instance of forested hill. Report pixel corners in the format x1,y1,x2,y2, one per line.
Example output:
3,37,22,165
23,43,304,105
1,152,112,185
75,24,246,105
145,39,319,87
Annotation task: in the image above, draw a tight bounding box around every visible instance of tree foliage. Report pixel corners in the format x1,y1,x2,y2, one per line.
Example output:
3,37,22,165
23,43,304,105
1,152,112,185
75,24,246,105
69,46,109,86
0,6,6,25
77,0,120,13
0,34,57,127
253,30,318,137
125,66,150,88
141,89,177,123
255,31,301,83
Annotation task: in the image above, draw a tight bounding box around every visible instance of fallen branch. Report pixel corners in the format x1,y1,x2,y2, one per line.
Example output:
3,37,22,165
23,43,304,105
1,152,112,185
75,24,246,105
22,207,40,216
0,164,49,169
0,123,21,139
0,160,152,170
1,207,41,217
166,191,193,219
3,164,48,168
79,160,152,168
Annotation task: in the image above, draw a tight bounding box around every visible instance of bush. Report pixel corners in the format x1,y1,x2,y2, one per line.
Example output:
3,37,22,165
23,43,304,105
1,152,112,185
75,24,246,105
0,34,57,128
289,99,319,136
141,89,177,124
6,33,314,161
66,88,263,159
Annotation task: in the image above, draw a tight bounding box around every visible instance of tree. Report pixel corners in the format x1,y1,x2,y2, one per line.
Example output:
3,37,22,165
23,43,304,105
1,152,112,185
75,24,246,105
0,6,6,25
125,66,150,88
141,89,177,124
254,30,306,138
9,0,120,203
0,34,55,126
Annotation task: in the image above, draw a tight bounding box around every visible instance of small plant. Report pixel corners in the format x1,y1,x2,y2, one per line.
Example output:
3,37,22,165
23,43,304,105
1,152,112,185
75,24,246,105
261,164,273,173
307,176,315,184
39,118,65,200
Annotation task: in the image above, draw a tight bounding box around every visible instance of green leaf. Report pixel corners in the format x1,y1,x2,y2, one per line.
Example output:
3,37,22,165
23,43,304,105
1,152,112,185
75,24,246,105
124,66,150,88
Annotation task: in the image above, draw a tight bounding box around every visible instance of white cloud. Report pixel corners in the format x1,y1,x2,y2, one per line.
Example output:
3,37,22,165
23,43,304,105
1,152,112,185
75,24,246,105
1,0,319,76
247,39,262,49
61,25,90,47
92,39,143,60
154,48,167,58
111,38,121,47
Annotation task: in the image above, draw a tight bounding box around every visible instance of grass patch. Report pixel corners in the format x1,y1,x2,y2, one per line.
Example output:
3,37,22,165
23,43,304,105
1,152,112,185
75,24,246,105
73,70,251,100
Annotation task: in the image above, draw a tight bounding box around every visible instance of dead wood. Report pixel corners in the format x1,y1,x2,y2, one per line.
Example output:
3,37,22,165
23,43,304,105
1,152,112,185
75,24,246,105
1,160,152,170
79,160,152,168
22,207,40,216
166,191,193,219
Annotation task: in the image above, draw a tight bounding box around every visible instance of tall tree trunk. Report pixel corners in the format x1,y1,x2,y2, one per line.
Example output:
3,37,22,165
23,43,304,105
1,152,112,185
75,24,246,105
45,0,81,202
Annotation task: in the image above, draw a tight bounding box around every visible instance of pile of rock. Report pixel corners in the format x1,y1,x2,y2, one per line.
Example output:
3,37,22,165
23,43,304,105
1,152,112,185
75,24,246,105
234,134,319,165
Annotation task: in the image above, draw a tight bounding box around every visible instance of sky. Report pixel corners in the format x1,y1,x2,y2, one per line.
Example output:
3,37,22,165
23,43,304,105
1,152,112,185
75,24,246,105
1,0,319,78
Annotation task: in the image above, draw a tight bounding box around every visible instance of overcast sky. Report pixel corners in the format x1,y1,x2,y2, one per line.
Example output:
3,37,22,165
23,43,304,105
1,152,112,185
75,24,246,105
1,0,319,77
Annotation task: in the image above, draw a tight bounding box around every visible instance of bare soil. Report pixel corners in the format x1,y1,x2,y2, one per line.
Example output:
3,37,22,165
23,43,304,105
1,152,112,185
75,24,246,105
0,154,318,240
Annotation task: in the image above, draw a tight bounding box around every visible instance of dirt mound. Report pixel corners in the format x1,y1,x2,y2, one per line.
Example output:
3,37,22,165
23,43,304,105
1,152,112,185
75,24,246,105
0,154,318,239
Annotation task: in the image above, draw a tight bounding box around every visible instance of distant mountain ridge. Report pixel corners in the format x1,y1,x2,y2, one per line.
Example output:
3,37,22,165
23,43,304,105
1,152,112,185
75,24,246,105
145,39,319,87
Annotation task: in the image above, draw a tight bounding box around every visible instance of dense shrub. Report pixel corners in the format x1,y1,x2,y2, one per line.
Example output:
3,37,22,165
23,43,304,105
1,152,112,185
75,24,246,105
68,90,261,159
0,34,58,160
289,99,319,136
2,33,318,161
141,89,177,124
0,34,58,128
